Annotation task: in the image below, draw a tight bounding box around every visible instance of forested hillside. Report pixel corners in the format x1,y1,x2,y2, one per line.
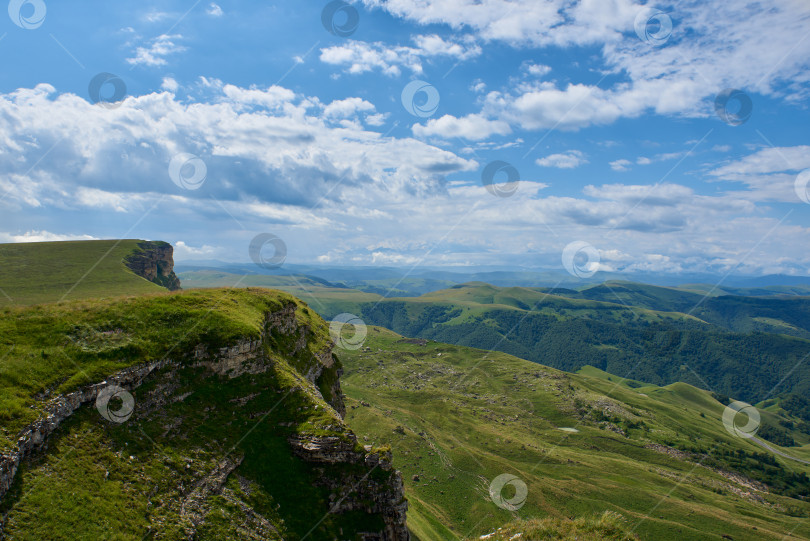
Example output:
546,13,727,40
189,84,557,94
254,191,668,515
355,283,810,403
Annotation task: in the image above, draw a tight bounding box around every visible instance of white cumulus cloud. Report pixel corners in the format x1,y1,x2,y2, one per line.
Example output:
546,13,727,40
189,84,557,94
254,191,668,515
320,34,481,76
127,34,187,67
536,150,587,169
412,114,511,141
609,159,632,172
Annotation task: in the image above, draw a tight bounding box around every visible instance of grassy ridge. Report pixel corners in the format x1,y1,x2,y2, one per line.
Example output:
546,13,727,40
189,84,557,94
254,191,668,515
0,240,167,306
1,353,378,540
568,281,810,338
0,287,328,452
0,288,393,539
353,286,810,402
339,327,810,541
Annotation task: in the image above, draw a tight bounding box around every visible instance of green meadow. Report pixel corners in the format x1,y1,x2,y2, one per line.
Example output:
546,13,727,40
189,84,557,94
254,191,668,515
339,326,810,540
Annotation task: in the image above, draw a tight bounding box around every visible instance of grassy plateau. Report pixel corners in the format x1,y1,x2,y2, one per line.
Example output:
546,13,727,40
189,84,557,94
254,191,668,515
0,240,168,307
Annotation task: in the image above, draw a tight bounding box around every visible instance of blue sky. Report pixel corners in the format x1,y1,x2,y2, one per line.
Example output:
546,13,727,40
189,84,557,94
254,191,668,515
1,0,810,276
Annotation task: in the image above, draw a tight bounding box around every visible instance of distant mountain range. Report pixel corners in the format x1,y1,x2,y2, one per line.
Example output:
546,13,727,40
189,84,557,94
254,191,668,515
175,259,810,295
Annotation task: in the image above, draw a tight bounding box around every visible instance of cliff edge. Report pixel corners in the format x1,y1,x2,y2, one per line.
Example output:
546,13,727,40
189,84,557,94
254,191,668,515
124,240,182,291
0,288,407,540
0,239,175,306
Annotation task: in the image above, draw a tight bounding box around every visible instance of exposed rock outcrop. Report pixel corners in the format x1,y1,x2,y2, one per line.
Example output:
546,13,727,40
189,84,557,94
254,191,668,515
180,456,245,533
288,434,363,464
124,240,181,290
0,357,172,499
287,436,409,541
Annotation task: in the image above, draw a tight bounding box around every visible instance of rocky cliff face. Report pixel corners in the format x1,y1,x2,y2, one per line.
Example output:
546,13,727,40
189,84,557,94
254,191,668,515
124,240,181,290
0,358,171,499
288,437,409,541
0,297,408,540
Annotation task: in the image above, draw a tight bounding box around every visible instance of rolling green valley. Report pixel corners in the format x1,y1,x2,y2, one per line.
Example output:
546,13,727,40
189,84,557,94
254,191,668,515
340,327,810,540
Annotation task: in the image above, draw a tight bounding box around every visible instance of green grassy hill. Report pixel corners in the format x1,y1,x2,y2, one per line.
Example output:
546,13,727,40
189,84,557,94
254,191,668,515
0,240,176,306
347,283,810,402
679,283,810,298
566,280,709,312
0,289,406,540
339,327,810,540
567,281,810,338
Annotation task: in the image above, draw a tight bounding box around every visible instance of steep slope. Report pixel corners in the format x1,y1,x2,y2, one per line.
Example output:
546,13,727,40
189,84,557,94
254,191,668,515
0,239,182,307
340,327,810,541
0,289,407,540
